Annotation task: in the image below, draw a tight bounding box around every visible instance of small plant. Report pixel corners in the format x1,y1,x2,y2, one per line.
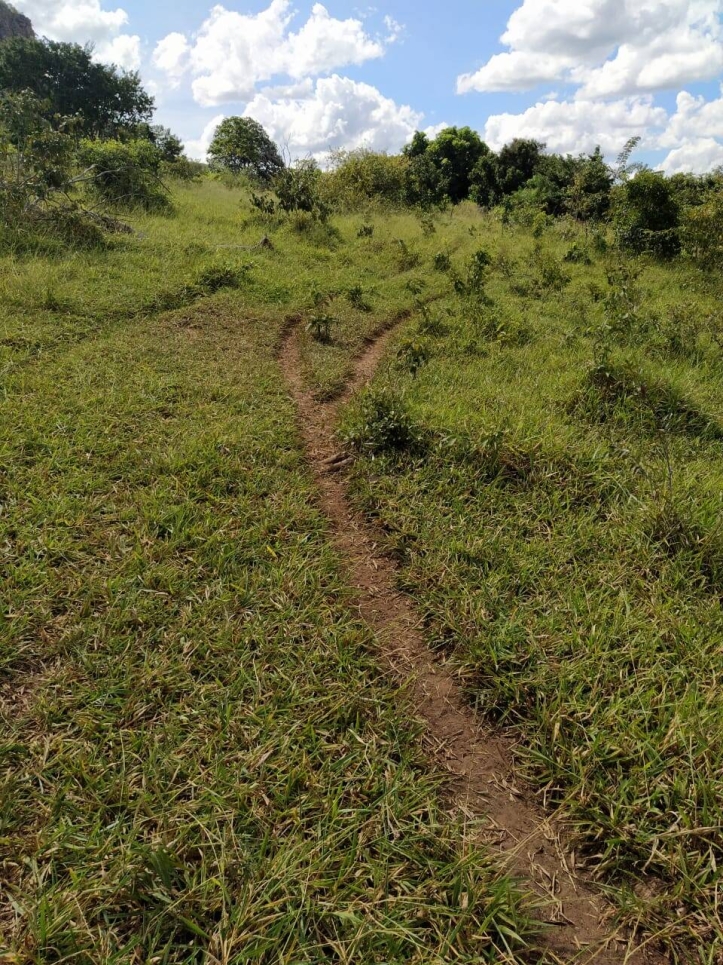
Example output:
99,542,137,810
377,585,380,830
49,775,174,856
309,282,336,309
346,284,371,312
417,302,448,337
604,260,644,337
433,251,451,272
533,245,570,291
453,247,493,307
419,214,436,236
564,242,592,265
493,251,517,278
250,192,276,216
396,336,431,378
357,223,374,238
532,211,548,238
341,387,427,455
395,238,421,271
307,312,335,342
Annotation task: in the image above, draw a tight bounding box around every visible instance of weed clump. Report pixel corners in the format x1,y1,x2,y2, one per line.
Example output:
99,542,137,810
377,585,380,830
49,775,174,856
574,361,723,439
342,388,429,456
148,261,249,312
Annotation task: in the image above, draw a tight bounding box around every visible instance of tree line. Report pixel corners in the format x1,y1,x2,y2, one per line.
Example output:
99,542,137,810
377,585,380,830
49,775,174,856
0,32,721,268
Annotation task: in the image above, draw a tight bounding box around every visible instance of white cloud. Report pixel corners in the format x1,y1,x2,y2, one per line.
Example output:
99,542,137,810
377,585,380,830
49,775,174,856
458,0,723,97
484,95,668,155
154,0,388,107
460,1,723,174
15,0,141,69
186,113,226,161
661,137,723,173
658,88,723,147
152,32,190,86
241,75,423,161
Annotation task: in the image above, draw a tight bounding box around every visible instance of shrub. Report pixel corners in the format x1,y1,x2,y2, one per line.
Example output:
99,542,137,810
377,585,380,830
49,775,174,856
682,191,723,271
275,160,329,221
342,388,428,455
613,170,681,258
323,149,408,209
80,139,171,212
433,251,451,272
0,91,108,250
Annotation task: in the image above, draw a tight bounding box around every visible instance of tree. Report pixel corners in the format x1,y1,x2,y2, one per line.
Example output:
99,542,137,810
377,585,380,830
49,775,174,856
0,38,153,137
149,125,184,162
469,153,499,208
496,138,544,195
568,147,613,222
402,131,430,159
208,117,284,182
426,127,489,203
613,169,680,257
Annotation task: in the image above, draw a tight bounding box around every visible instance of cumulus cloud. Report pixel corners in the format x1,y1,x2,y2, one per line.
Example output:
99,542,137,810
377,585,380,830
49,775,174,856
460,1,723,174
657,88,723,148
661,138,723,173
242,75,423,161
152,32,190,86
458,0,723,97
484,95,668,155
15,0,141,69
153,0,388,107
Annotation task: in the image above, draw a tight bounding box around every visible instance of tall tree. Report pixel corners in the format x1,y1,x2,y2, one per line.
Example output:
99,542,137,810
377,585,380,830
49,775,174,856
496,138,544,195
208,117,284,181
426,126,489,204
0,38,153,136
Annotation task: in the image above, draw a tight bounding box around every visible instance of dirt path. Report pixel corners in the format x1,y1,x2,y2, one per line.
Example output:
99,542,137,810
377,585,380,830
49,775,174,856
278,317,667,965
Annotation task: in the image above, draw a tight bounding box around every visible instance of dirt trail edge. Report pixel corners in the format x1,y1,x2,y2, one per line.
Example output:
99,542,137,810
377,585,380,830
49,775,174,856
278,317,666,965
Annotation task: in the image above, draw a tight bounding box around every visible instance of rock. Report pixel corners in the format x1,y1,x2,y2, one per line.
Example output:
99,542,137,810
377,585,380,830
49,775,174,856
0,1,35,41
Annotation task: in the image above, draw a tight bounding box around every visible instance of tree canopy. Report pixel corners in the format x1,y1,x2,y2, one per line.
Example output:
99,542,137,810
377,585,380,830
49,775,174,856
0,37,153,137
208,117,284,182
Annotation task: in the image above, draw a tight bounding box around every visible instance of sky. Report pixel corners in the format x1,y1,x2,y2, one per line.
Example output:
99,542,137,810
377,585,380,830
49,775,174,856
13,0,723,173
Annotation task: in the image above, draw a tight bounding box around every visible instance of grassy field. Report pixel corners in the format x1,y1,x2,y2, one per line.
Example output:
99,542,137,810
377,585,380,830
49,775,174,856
2,177,723,962
0,183,539,963
340,210,723,961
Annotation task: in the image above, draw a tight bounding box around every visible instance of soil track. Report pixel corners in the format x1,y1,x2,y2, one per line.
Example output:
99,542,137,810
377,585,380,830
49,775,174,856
278,316,666,965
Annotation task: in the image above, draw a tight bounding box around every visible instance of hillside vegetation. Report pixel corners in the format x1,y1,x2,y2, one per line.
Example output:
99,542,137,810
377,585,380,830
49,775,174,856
2,52,723,961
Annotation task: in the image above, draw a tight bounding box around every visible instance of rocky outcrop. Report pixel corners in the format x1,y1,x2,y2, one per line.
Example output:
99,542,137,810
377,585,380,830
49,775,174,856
0,1,35,41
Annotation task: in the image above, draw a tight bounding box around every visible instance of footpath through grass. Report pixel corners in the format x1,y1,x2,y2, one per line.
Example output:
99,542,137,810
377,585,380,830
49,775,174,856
0,184,540,962
339,210,723,962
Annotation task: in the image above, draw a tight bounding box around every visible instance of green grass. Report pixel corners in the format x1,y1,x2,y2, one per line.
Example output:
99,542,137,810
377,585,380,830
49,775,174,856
6,179,723,962
0,184,540,963
340,212,723,962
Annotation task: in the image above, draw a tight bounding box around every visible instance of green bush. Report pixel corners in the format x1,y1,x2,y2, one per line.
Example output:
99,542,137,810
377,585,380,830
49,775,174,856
323,149,408,209
342,388,428,455
0,91,108,250
80,139,171,212
613,170,680,258
682,190,723,271
274,160,329,221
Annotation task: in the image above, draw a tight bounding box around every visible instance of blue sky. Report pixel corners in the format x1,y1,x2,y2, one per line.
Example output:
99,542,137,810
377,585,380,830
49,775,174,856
14,0,723,173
